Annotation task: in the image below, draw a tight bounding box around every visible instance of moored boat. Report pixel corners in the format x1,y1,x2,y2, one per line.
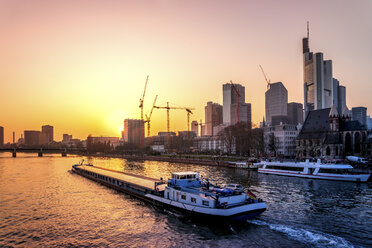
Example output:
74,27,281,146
72,161,266,221
258,159,371,182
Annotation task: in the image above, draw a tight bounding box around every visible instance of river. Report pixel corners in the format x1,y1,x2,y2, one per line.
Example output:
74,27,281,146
0,153,371,247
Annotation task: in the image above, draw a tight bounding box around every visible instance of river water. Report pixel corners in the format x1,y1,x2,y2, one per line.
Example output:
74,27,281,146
0,153,371,247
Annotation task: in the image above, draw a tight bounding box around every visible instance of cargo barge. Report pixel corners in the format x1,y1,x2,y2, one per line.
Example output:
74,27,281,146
72,161,266,221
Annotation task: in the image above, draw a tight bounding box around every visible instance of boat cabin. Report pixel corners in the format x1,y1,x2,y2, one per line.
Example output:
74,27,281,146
168,172,200,187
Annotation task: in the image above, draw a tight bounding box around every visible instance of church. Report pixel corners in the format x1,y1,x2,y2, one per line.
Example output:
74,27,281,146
296,105,370,159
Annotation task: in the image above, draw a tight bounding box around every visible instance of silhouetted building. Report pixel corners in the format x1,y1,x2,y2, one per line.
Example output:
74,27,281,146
63,134,73,143
230,103,252,128
287,102,303,125
0,126,3,146
41,125,54,143
303,27,333,115
367,115,372,130
352,107,367,127
265,82,288,125
123,119,145,148
271,115,289,126
24,130,41,146
205,101,223,136
191,121,198,136
297,105,370,158
223,83,245,125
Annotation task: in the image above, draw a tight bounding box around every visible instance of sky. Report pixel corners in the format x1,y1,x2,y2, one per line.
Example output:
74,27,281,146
0,0,371,143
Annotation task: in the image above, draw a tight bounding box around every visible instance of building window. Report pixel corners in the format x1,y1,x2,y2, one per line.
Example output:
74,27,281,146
181,194,186,200
202,200,209,206
191,197,196,203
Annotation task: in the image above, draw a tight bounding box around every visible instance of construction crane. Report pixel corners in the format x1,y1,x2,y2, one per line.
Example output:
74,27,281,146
144,95,158,141
193,120,222,136
259,65,271,89
139,75,149,121
154,102,195,151
230,80,241,124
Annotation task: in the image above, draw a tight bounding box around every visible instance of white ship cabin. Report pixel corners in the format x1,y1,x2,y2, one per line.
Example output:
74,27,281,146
165,172,250,209
168,172,201,187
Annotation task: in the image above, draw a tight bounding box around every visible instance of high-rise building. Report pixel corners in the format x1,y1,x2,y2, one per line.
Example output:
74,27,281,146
0,126,3,146
41,125,54,143
367,115,372,130
337,85,347,113
24,130,41,145
351,107,367,127
191,121,198,136
303,27,333,115
63,134,73,143
265,82,288,125
287,102,303,125
123,119,144,148
223,83,245,125
230,103,252,128
204,102,223,136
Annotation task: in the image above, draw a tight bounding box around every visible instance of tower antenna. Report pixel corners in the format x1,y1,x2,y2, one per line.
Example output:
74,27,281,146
307,21,309,39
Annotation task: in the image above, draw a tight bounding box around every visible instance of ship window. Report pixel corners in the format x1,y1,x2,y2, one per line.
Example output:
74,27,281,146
181,194,186,200
191,197,196,203
202,200,209,206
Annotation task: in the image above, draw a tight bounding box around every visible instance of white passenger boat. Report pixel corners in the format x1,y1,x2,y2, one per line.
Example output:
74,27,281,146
72,163,266,221
258,159,371,182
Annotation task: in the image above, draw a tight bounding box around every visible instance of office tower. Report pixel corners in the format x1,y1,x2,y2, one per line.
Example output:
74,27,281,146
41,125,54,143
223,83,245,125
123,119,144,148
337,85,347,113
205,102,223,136
351,107,367,127
265,82,288,125
191,121,198,136
303,25,333,115
24,130,41,145
230,103,252,128
63,134,73,143
0,126,3,146
287,102,303,125
367,115,372,130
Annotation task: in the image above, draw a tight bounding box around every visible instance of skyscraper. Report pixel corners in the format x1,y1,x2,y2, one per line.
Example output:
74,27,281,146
265,82,288,125
230,103,252,128
123,119,145,148
0,126,3,146
287,102,303,125
191,121,198,136
223,83,245,125
351,107,367,127
41,125,54,143
337,85,347,113
303,25,333,115
24,130,41,145
204,102,223,136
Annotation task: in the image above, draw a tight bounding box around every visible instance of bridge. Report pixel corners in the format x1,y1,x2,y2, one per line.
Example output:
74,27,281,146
0,147,87,157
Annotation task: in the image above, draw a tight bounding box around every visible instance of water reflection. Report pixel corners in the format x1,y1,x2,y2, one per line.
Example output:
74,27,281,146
0,154,371,247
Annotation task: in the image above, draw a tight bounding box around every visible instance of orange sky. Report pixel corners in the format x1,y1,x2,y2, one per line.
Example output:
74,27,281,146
0,0,371,143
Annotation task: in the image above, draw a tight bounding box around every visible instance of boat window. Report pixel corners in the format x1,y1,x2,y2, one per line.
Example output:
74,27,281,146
181,194,186,200
318,168,347,174
191,197,196,203
202,200,209,206
266,165,303,171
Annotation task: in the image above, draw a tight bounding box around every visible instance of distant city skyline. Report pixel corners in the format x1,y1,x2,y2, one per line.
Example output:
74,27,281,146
1,0,371,143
